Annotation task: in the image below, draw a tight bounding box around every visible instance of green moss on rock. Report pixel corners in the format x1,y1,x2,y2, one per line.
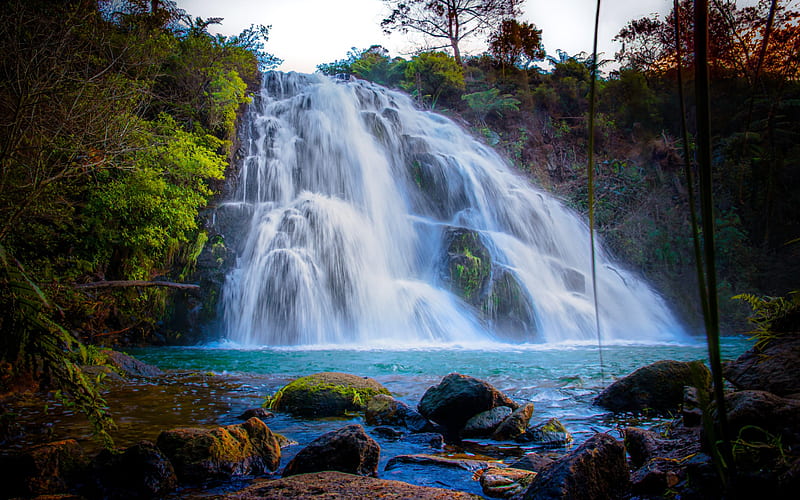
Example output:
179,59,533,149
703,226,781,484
268,372,390,418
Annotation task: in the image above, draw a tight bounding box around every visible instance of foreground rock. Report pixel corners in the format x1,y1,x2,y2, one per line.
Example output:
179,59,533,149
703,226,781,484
522,432,629,499
461,406,512,438
269,372,389,417
723,389,800,446
0,439,88,497
418,373,518,434
156,417,280,483
594,360,709,414
365,394,431,432
215,470,483,499
282,424,379,477
384,453,492,472
86,440,177,499
476,466,538,498
723,334,800,397
491,402,534,441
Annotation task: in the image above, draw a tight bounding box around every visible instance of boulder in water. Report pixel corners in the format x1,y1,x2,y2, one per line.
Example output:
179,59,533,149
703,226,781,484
365,394,431,432
268,372,390,418
418,373,518,434
509,452,556,473
492,402,534,441
156,417,280,483
594,360,710,414
521,432,629,499
461,406,512,438
282,424,380,477
516,417,573,447
476,466,538,498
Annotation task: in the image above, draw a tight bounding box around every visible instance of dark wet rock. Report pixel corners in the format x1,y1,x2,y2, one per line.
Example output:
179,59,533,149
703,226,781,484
0,439,88,497
269,372,389,418
418,373,518,433
373,426,404,439
476,466,538,498
85,440,177,499
216,470,483,499
522,432,629,500
492,402,534,441
282,424,379,477
624,427,670,468
509,452,556,473
156,417,280,483
630,459,681,496
682,386,703,427
485,266,538,341
384,453,491,472
594,360,710,414
236,408,274,421
461,406,512,438
365,394,431,432
403,432,444,449
103,350,164,378
516,418,573,446
723,335,800,397
722,389,800,445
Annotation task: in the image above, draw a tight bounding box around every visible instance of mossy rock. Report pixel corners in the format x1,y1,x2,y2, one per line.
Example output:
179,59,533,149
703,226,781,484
484,267,538,341
268,372,390,418
444,228,492,304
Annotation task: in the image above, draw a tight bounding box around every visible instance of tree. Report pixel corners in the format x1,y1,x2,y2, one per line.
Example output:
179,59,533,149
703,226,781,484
488,19,545,69
381,0,522,66
402,51,465,107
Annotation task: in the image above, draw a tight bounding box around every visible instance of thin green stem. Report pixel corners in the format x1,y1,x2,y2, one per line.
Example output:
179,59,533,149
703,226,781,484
588,0,604,383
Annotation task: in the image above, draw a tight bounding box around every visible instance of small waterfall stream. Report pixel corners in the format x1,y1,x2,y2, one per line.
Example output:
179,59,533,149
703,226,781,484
220,72,686,346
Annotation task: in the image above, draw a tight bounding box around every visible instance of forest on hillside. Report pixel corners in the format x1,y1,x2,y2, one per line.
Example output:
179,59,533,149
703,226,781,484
1,0,799,443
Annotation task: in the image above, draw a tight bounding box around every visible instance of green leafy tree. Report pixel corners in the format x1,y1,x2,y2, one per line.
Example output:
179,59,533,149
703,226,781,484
462,88,519,123
402,51,465,108
381,0,522,66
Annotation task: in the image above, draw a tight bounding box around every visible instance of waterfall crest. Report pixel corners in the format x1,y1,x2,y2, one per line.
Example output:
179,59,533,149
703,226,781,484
220,72,686,346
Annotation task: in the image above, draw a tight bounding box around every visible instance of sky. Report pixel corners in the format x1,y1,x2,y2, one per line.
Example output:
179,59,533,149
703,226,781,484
174,0,676,73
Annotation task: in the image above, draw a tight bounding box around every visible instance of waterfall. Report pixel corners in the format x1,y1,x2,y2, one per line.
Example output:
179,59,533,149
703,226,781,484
220,72,686,346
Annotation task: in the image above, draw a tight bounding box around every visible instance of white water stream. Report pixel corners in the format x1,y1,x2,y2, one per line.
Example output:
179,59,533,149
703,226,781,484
221,72,686,346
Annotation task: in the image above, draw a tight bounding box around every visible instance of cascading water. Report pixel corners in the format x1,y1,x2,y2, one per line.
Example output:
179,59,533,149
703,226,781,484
220,72,687,346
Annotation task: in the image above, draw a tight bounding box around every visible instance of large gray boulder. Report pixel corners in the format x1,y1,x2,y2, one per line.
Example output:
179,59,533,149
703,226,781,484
418,373,518,433
282,424,380,477
594,360,709,414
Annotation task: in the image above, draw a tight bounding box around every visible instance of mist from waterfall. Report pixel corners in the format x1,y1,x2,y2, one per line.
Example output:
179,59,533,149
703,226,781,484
220,72,687,346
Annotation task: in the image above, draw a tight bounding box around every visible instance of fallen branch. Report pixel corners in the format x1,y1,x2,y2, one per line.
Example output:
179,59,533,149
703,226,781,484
75,280,200,290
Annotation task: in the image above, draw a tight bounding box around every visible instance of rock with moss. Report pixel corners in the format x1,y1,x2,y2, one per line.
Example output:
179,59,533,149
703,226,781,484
268,372,390,418
594,360,710,414
444,228,492,305
516,418,573,446
485,267,538,341
282,424,380,477
156,417,280,483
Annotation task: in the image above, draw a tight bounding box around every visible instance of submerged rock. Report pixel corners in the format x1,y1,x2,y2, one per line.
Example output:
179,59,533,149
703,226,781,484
236,408,274,421
268,372,390,418
365,394,431,432
282,424,380,477
516,418,573,446
522,432,629,500
156,417,280,483
384,453,492,472
418,373,518,433
509,452,556,473
216,470,483,499
492,402,534,441
594,359,710,414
